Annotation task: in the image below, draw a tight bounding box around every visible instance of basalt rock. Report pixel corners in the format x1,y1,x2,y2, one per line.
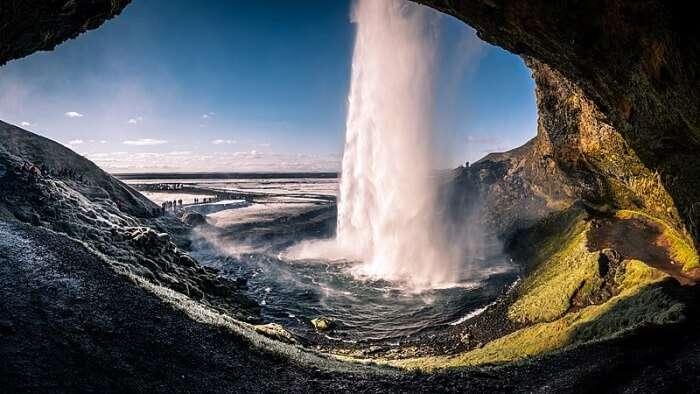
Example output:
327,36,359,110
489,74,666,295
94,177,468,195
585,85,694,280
415,0,700,248
181,211,208,227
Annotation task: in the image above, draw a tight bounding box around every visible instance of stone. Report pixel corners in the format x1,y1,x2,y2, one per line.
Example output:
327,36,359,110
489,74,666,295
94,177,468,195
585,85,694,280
254,323,297,344
181,212,207,227
310,317,334,332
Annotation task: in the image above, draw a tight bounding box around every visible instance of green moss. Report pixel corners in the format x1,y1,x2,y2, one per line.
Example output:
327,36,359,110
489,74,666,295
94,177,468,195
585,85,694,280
390,259,680,371
616,210,699,271
619,259,662,290
507,209,601,323
386,209,689,371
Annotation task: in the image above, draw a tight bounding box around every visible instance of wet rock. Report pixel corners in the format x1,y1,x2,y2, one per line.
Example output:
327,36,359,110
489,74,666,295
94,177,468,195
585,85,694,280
177,254,198,268
310,317,335,332
181,212,207,227
598,248,621,277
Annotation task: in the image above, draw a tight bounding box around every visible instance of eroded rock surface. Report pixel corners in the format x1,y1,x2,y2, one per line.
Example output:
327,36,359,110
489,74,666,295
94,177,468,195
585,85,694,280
0,0,130,66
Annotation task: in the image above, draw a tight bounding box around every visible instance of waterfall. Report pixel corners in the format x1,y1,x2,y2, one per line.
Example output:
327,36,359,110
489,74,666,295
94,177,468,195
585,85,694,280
284,0,462,290
334,0,459,288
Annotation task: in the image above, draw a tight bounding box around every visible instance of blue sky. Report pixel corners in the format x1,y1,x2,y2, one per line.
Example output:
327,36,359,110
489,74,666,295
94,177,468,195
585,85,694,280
0,0,536,172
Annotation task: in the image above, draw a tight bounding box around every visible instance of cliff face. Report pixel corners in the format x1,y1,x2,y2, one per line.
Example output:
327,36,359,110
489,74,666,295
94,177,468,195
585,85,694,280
0,0,130,65
417,1,700,246
461,58,682,239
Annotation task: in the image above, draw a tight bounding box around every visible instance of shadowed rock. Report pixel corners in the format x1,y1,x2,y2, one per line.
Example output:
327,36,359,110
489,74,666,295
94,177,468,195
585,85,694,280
0,0,131,66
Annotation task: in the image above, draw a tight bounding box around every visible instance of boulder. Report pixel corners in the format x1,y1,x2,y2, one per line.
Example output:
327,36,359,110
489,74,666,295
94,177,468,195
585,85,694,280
181,212,207,227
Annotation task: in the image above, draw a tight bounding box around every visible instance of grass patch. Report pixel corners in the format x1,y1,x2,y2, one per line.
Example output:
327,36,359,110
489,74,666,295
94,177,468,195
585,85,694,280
616,210,699,271
391,260,681,371
507,209,601,323
387,212,687,372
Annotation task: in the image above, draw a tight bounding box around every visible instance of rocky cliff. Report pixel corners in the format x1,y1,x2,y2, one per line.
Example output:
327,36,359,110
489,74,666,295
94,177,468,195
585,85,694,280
416,0,700,248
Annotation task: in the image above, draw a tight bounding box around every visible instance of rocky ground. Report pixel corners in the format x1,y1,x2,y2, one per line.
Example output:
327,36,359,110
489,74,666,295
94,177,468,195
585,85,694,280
0,122,260,323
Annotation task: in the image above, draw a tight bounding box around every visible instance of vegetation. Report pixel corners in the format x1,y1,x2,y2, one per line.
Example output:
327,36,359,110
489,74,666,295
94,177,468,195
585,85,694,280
387,213,686,371
507,208,600,323
391,261,681,371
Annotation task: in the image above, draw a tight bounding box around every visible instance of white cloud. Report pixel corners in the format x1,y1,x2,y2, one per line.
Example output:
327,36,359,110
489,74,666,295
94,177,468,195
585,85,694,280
202,114,210,119
259,143,271,148
211,139,236,145
87,149,340,173
202,112,215,119
68,139,84,145
127,116,143,124
99,140,107,144
20,121,31,126
123,138,168,146
64,111,84,118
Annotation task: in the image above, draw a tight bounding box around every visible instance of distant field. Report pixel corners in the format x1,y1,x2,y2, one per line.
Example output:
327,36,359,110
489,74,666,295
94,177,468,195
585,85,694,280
114,172,338,180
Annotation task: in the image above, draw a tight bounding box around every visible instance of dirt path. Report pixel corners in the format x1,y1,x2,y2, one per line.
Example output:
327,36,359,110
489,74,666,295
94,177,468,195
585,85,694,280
587,216,695,286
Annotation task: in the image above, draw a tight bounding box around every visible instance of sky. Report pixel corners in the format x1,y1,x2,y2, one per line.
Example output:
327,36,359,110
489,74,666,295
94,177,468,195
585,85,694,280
0,0,537,173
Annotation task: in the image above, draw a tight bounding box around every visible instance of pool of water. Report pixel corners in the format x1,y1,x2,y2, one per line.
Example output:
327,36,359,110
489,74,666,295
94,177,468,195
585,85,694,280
196,250,516,343
137,175,517,343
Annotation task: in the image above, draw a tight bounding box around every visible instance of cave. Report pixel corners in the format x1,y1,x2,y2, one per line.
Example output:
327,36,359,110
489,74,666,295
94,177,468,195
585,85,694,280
1,1,700,392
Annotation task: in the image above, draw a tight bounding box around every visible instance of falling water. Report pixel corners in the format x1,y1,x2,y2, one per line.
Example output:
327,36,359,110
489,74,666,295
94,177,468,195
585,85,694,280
282,0,465,290
334,0,459,289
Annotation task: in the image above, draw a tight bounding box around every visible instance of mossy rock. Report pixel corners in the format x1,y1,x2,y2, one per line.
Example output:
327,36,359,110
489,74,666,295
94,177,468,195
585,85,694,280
310,317,335,332
507,208,602,323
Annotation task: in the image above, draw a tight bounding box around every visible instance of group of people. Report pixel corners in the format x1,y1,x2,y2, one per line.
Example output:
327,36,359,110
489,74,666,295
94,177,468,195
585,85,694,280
193,197,216,204
161,199,183,212
140,183,185,191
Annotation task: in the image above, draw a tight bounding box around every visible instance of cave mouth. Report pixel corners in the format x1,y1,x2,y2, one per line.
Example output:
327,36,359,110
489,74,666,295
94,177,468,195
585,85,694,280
162,2,536,347
3,0,537,350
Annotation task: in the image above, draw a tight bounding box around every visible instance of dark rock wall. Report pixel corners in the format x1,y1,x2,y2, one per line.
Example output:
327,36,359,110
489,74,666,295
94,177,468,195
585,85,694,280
417,0,700,244
0,0,130,66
